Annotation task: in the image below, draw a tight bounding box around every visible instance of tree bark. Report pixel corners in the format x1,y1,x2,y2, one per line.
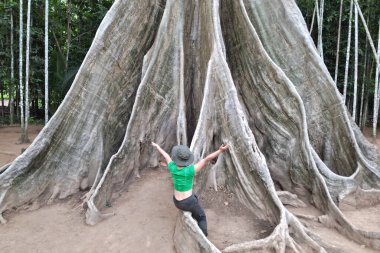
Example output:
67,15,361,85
10,4,15,125
374,19,380,140
1,0,380,252
19,0,25,140
359,38,368,129
1,85,4,118
352,4,358,121
353,0,379,66
317,0,324,61
309,2,316,35
23,0,31,143
65,0,71,72
343,0,353,104
45,0,49,124
334,0,344,85
363,93,369,130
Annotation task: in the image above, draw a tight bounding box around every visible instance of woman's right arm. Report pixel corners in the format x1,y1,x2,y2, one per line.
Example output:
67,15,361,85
152,142,172,165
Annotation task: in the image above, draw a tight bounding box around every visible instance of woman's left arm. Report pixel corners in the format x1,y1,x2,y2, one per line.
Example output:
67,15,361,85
194,144,229,173
152,142,172,165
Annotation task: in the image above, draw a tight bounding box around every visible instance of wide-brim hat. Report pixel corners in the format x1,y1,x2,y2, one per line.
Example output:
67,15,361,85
171,145,194,167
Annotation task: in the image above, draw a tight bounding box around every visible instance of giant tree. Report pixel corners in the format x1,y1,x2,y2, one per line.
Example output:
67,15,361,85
1,0,380,252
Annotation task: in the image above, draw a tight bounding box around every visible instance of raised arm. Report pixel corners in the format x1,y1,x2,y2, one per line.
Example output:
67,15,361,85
152,142,172,165
194,144,229,173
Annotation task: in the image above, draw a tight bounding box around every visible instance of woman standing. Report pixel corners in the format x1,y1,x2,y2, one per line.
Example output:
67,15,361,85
152,142,229,236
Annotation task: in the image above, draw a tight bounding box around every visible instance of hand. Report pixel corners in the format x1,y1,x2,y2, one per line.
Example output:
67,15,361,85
159,161,167,166
152,142,160,149
219,144,230,152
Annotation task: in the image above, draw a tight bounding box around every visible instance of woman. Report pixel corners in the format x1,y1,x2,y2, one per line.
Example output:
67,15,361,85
152,142,230,237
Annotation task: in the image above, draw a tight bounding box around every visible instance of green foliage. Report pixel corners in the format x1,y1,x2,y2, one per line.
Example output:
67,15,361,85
297,0,380,116
0,0,113,124
0,0,378,124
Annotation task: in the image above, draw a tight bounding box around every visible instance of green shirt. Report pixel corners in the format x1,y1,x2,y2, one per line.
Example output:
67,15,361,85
168,161,195,192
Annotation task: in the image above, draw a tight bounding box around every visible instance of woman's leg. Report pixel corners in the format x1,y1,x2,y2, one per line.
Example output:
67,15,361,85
191,194,207,236
173,194,208,236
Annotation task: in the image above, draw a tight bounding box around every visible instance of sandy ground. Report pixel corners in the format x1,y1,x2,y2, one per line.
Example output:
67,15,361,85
0,168,178,253
0,125,43,167
0,125,177,253
0,125,380,252
363,127,380,148
200,186,274,249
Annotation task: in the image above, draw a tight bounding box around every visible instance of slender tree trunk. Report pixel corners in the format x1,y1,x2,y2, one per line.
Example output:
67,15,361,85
362,92,369,130
19,0,25,139
359,35,368,129
1,85,4,118
318,0,324,60
359,76,365,128
373,19,380,140
24,0,31,143
45,0,49,124
315,0,323,59
354,0,379,66
65,0,72,72
334,0,343,85
352,4,358,121
309,2,316,35
343,0,353,104
34,92,38,115
15,85,19,118
359,4,369,130
10,5,15,125
51,30,64,58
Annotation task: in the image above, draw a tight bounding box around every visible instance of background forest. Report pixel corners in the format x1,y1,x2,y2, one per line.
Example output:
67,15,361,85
0,0,113,126
0,0,379,133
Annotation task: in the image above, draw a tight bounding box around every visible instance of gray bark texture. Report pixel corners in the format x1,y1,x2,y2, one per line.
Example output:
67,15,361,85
18,0,25,141
45,0,49,124
1,0,380,252
10,8,14,125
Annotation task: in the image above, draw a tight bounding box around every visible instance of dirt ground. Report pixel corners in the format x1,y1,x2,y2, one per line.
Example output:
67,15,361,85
0,168,178,253
199,185,274,249
0,125,380,252
0,125,43,168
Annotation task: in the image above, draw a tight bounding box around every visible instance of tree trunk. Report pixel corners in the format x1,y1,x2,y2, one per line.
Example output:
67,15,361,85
359,37,368,129
10,5,15,125
15,84,19,118
374,19,380,140
354,0,379,66
19,0,25,139
363,93,369,130
359,3,370,130
352,4,358,121
343,0,353,104
45,0,49,124
1,1,380,252
317,0,324,61
309,2,316,35
334,0,343,85
1,85,4,119
65,0,71,72
23,0,31,143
